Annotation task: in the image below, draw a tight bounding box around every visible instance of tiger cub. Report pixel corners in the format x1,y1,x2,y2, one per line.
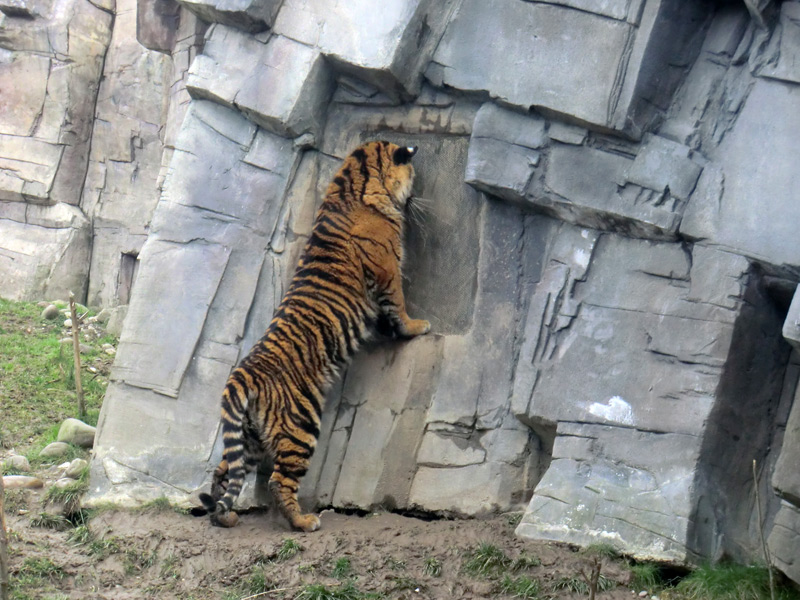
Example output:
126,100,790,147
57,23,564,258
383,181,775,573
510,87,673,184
195,140,430,531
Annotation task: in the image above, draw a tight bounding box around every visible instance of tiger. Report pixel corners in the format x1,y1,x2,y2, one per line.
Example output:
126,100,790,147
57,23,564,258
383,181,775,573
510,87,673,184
193,140,430,532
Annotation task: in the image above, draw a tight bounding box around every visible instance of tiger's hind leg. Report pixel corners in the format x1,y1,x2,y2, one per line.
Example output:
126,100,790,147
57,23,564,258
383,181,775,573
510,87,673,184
269,452,320,532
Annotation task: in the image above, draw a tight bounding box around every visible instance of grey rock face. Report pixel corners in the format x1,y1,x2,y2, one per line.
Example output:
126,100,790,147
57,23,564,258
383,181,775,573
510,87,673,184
430,0,708,137
177,0,280,32
2,0,800,585
187,25,334,138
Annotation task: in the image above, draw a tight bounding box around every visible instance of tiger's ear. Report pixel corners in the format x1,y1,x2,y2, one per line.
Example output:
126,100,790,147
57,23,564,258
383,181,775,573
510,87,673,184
392,146,417,165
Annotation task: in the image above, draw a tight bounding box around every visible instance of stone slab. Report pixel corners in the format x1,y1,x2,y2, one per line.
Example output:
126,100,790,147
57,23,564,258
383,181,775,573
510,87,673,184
681,78,800,268
624,134,703,201
768,502,800,585
517,422,701,561
773,374,800,504
273,0,453,97
429,0,631,127
759,2,800,84
177,0,280,33
783,285,800,351
111,239,231,396
187,26,333,138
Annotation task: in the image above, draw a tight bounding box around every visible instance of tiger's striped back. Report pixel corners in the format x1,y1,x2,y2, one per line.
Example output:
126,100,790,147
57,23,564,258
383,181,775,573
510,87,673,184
197,140,430,531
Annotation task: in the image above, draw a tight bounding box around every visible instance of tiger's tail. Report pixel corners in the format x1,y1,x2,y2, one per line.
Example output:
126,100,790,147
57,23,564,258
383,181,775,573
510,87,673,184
198,376,249,527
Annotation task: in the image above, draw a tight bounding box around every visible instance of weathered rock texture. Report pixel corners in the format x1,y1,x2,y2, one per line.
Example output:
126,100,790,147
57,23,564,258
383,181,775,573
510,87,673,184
2,0,800,583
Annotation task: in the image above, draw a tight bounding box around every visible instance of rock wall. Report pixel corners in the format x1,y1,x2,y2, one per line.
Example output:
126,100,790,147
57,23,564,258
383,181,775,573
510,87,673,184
3,0,800,582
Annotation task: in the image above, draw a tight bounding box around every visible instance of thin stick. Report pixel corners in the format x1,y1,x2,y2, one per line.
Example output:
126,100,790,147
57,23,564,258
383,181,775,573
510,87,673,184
753,459,775,600
1,474,10,600
239,587,292,600
69,292,85,420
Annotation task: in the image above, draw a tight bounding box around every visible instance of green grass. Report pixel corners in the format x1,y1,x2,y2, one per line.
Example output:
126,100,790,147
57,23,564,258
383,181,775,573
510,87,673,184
423,556,442,577
140,496,173,511
275,537,303,562
295,581,384,600
221,565,275,600
331,557,353,579
629,561,663,592
44,475,89,515
13,556,66,586
0,298,114,453
29,512,71,531
123,547,159,575
462,543,512,578
499,574,541,599
673,563,800,600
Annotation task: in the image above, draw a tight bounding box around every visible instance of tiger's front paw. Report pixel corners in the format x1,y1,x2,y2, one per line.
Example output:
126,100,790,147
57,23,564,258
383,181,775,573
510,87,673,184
293,513,321,532
402,319,431,337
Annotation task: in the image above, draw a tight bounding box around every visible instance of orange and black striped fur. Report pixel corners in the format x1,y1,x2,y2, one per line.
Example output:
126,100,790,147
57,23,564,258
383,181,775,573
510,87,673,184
195,141,430,531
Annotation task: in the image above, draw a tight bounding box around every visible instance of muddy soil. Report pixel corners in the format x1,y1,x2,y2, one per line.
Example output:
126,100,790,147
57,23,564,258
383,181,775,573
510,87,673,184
4,486,649,600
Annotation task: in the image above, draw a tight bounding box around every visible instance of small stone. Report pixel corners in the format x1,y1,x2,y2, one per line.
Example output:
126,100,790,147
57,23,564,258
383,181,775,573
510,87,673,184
639,591,649,598
39,441,71,458
79,343,92,354
57,418,96,448
4,455,31,472
65,458,88,479
41,304,60,320
101,343,114,351
64,318,73,328
104,347,116,356
37,301,50,308
95,308,111,324
3,475,44,489
53,477,76,489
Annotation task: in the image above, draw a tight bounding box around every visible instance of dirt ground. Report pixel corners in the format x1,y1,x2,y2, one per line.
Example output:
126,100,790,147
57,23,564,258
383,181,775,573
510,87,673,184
3,484,649,600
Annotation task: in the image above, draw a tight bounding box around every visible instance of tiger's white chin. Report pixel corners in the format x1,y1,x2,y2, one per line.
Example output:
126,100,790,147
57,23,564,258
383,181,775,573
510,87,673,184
393,171,415,206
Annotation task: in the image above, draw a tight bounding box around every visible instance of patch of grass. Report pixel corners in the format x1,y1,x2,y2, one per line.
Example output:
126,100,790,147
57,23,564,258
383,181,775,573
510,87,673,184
161,553,181,579
88,536,121,559
423,556,442,577
67,524,93,545
384,556,406,571
140,496,172,511
462,543,511,579
0,297,112,453
13,557,66,586
331,557,353,579
630,561,663,592
511,552,541,571
295,581,384,600
222,565,275,600
44,477,88,516
551,575,589,594
505,512,524,528
276,537,303,562
673,563,800,600
124,547,159,574
582,542,620,560
29,512,70,531
499,574,541,599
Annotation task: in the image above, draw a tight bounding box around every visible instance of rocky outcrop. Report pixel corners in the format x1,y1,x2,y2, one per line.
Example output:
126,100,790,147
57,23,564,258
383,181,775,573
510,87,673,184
2,0,800,584
0,0,112,300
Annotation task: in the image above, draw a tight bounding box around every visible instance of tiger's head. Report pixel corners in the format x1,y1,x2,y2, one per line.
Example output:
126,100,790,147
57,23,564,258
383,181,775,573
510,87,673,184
381,142,417,206
346,141,417,212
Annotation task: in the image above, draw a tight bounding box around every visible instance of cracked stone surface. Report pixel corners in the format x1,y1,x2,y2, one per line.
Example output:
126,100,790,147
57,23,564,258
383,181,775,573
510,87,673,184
2,0,800,584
